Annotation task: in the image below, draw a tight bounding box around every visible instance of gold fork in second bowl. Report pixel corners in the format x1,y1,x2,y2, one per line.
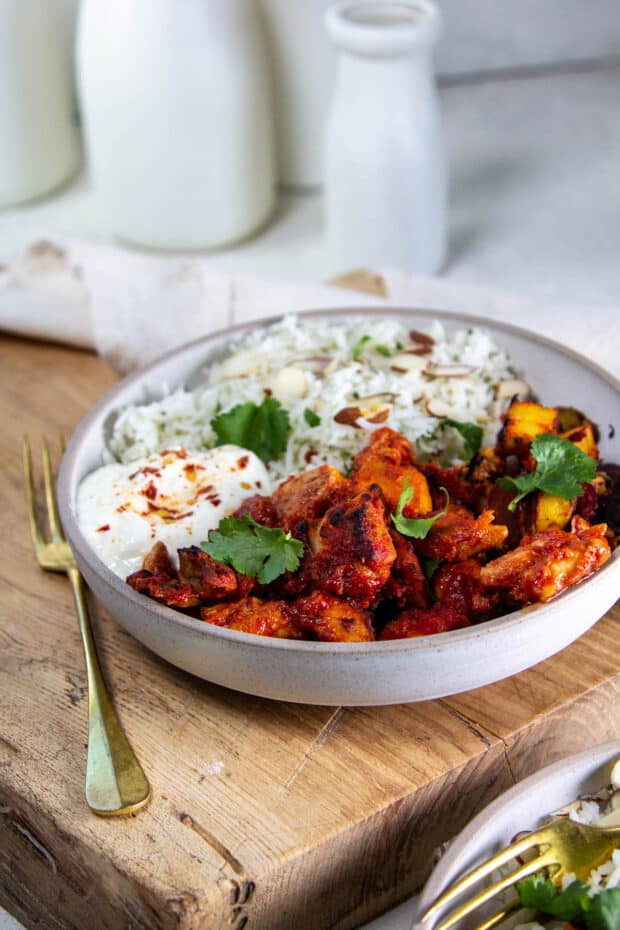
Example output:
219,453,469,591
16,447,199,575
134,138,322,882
23,437,150,816
422,806,620,930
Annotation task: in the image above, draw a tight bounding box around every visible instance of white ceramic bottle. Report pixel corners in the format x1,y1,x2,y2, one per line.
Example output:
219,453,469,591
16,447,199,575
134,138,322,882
324,0,446,274
0,0,81,206
259,0,335,188
76,0,276,250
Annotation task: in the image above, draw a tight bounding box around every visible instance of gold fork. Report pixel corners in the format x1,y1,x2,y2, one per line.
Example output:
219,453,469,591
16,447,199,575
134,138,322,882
23,437,150,816
421,812,620,930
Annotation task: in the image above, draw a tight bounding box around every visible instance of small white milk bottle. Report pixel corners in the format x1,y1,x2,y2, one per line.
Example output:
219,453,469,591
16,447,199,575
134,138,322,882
324,0,446,274
76,0,276,250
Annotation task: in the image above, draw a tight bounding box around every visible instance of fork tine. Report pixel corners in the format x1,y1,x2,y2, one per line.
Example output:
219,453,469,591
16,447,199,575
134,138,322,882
431,851,556,930
23,437,45,553
42,437,64,542
422,829,545,923
471,897,522,930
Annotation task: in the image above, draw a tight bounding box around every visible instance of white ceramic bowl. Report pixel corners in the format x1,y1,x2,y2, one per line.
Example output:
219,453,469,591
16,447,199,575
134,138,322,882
415,739,620,930
57,308,620,706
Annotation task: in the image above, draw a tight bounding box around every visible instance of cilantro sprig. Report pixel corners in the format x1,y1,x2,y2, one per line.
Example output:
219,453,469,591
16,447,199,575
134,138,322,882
497,433,597,511
304,407,321,427
211,395,289,464
391,478,449,539
201,514,304,584
517,873,620,930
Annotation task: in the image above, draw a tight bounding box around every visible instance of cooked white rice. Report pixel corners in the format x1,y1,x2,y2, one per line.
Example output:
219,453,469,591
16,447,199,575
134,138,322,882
107,315,520,481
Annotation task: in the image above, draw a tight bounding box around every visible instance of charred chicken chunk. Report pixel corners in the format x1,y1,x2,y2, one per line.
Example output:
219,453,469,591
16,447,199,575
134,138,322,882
382,529,430,609
433,559,500,620
178,545,253,600
271,463,351,531
415,506,508,563
309,489,397,607
200,597,302,639
479,516,611,605
350,427,433,515
233,493,278,527
127,542,203,608
292,591,374,642
379,604,470,640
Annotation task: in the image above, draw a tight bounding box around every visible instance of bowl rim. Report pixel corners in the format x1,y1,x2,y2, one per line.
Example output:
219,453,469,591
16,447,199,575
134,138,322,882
415,738,620,928
58,305,620,656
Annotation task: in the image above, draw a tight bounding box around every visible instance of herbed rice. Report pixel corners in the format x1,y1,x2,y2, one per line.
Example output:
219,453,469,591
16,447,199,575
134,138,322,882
107,315,520,481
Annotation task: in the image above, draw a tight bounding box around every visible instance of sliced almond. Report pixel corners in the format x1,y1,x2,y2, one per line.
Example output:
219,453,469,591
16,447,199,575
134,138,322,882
389,353,429,374
425,364,478,378
291,355,334,374
409,329,435,347
422,396,455,418
356,392,396,405
334,406,364,428
334,394,394,428
494,378,531,400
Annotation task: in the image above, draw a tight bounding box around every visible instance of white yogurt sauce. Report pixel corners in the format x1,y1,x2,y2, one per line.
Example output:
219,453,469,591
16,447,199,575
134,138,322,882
76,446,270,578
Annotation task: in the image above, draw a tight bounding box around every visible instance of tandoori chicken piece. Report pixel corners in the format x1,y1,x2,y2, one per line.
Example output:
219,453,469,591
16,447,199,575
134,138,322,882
127,541,201,607
379,604,470,639
433,559,500,620
381,528,430,609
308,489,396,607
291,591,374,642
479,516,612,605
271,463,351,530
415,506,508,563
200,597,303,639
127,541,252,607
178,545,253,600
349,427,433,516
233,493,278,527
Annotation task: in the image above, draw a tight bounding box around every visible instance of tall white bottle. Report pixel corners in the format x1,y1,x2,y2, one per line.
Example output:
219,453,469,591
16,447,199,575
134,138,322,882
0,0,81,206
324,1,446,274
76,0,276,250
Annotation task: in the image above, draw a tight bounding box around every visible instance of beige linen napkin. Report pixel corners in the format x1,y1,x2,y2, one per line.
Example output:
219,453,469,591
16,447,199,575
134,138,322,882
1,239,618,377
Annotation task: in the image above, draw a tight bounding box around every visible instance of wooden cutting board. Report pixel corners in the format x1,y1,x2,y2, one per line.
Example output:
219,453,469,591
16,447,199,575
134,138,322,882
1,333,619,930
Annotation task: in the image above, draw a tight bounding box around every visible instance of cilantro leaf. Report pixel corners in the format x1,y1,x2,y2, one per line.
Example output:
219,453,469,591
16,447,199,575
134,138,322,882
516,873,557,911
441,418,484,460
516,875,620,930
391,479,449,539
547,881,592,922
201,514,304,584
497,433,597,511
304,407,321,427
351,334,371,360
375,344,391,357
586,887,620,930
421,557,440,580
211,395,289,464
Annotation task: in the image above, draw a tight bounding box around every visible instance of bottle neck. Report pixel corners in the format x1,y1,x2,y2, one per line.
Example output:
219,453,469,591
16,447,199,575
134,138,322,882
336,46,434,96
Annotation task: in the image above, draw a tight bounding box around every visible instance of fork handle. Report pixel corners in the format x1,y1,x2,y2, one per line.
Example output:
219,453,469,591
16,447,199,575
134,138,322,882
67,567,150,816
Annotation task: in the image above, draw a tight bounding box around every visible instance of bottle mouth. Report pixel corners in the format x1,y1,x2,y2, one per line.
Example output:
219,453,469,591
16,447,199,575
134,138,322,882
326,0,441,57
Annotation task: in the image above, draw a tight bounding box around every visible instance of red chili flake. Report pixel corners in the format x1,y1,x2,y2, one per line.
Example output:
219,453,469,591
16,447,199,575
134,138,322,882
237,455,250,469
255,480,262,488
116,504,128,513
96,524,110,532
304,449,318,463
160,448,188,459
142,480,158,500
240,481,251,490
129,465,162,481
211,498,222,507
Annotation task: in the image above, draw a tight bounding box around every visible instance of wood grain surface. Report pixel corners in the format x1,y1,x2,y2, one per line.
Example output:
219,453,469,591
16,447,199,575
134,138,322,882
1,334,618,930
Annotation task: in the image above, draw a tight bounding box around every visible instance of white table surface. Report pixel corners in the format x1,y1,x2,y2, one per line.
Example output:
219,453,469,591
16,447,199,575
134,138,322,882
2,64,619,930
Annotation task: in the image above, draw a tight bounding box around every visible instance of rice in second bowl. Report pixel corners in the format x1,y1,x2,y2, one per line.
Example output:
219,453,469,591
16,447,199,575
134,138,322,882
107,315,521,479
